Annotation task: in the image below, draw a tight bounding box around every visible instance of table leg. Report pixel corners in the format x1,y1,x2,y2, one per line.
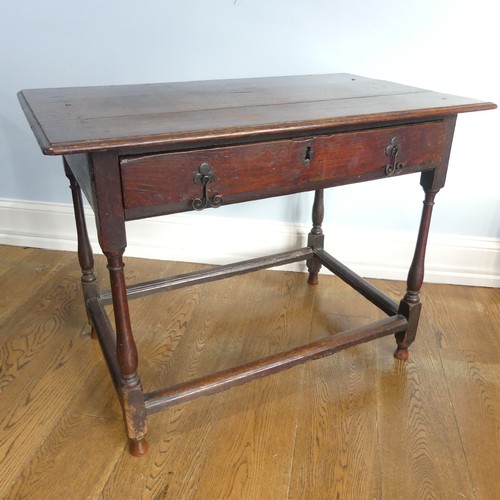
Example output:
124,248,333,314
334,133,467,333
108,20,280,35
307,189,325,285
104,250,148,456
395,185,440,360
64,161,99,339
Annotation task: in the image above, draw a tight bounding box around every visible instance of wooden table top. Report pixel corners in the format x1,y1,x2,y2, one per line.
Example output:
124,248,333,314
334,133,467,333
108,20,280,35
18,73,495,155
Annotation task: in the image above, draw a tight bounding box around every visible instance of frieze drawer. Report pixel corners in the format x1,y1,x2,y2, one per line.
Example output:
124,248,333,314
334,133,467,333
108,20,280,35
120,120,448,220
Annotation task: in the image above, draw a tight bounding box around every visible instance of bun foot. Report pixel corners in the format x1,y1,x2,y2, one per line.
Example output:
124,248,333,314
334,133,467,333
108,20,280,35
394,347,409,361
129,437,148,457
307,273,319,285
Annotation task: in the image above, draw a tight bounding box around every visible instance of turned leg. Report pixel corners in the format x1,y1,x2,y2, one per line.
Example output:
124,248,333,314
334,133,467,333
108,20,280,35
105,250,148,456
307,189,325,285
394,186,440,361
64,161,99,339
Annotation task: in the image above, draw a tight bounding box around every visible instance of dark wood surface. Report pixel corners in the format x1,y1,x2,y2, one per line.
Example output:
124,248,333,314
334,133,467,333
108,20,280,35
16,74,496,456
99,247,313,304
121,120,449,217
18,73,495,155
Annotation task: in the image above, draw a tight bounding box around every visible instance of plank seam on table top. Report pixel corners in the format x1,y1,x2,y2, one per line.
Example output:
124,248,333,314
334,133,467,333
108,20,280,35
21,89,432,120
18,74,495,155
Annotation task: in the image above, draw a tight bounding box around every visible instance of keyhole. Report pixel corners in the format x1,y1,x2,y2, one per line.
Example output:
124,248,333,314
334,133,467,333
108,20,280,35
302,144,314,165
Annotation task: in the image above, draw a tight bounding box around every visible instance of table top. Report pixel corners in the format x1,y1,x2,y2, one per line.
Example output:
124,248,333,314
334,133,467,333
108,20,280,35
18,73,495,156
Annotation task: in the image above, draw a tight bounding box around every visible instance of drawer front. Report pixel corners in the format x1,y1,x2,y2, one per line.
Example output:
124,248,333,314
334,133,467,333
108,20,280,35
121,121,448,218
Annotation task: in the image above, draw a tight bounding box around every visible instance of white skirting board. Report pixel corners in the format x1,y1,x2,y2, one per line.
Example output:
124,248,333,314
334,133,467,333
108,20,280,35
0,198,498,287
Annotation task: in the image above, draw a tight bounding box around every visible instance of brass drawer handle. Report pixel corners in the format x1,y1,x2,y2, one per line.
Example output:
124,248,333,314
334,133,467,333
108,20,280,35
192,163,223,210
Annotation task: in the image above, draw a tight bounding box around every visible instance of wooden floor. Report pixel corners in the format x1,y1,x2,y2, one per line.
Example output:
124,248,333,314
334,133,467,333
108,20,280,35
0,245,499,499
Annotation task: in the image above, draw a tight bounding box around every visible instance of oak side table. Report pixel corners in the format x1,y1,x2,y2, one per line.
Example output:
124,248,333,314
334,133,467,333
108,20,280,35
18,74,495,456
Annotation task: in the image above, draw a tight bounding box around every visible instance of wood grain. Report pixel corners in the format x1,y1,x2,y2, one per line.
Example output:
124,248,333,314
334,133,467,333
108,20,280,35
192,271,313,500
0,309,101,493
18,74,495,155
374,328,475,499
288,276,382,499
0,264,81,395
120,121,446,216
0,246,34,277
5,412,124,499
439,349,500,500
1,247,499,499
100,272,267,498
0,248,72,328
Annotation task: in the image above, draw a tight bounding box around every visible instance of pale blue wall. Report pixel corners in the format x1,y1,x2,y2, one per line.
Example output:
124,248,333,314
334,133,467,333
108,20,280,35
1,0,498,236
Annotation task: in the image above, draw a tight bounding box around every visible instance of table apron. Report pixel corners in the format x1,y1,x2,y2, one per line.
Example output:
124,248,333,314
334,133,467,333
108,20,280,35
120,120,448,220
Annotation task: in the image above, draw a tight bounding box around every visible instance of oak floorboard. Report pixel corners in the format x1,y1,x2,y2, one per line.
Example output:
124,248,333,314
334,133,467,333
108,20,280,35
0,321,102,495
0,264,84,396
96,265,254,497
439,349,500,499
135,284,204,391
192,271,313,500
1,246,499,499
424,283,496,353
374,310,475,498
0,247,74,328
144,270,286,499
100,278,264,498
70,259,201,422
288,275,383,499
475,286,500,328
0,260,184,499
4,412,125,500
0,245,35,276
